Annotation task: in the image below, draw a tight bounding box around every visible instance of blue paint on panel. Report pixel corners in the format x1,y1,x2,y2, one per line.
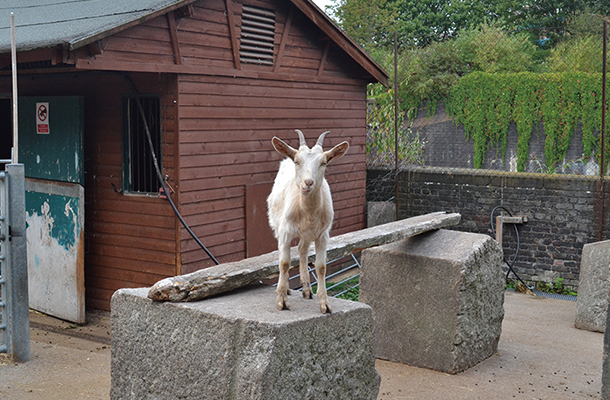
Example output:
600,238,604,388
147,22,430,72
25,191,80,250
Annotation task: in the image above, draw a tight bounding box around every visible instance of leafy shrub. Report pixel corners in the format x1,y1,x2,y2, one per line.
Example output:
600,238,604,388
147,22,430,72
546,35,605,73
448,72,608,172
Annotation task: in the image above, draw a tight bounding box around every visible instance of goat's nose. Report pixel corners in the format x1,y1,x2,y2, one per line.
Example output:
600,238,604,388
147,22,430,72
304,179,314,187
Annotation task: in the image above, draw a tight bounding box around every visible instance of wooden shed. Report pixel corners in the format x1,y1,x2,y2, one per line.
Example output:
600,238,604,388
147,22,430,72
0,0,387,319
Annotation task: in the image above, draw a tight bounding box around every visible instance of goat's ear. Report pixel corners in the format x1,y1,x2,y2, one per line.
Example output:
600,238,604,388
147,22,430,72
324,141,349,164
272,136,298,160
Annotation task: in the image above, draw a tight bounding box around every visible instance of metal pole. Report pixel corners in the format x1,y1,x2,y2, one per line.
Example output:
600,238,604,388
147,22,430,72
11,13,18,164
394,30,399,221
599,19,607,242
6,164,29,362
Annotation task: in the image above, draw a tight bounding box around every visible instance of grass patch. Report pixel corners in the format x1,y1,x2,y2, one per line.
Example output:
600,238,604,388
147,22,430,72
507,277,577,296
313,275,360,301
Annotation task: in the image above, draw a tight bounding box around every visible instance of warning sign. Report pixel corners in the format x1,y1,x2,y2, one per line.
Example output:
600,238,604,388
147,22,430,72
36,102,49,134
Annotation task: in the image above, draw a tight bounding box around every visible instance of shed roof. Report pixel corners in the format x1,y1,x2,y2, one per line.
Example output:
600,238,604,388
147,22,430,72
0,0,388,84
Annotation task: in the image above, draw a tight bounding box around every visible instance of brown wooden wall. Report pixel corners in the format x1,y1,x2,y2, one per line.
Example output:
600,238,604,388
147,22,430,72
177,74,367,273
2,0,375,309
0,72,179,310
81,74,179,310
174,0,369,273
80,0,370,275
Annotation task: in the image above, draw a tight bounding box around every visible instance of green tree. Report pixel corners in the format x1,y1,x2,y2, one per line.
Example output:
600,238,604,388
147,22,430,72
330,0,394,51
496,0,606,47
454,23,539,73
547,35,605,72
332,0,499,49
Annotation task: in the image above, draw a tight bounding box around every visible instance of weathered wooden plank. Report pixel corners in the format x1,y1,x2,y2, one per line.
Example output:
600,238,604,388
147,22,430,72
148,212,461,302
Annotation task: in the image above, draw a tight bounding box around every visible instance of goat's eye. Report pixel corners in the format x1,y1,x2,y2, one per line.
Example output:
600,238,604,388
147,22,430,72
321,162,327,167
294,160,299,165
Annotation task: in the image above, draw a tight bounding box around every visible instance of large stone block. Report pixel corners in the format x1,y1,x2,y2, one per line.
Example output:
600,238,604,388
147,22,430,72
575,239,610,333
111,285,380,400
360,229,505,374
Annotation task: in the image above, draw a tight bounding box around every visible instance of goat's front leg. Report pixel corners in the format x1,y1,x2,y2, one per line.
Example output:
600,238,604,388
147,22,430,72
276,240,291,311
298,240,313,299
315,234,331,314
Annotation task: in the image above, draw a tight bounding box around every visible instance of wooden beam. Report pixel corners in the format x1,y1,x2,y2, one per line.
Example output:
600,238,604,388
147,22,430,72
72,57,369,86
274,6,294,73
148,212,461,302
317,41,330,76
166,12,182,65
176,4,194,18
225,0,241,70
85,41,103,58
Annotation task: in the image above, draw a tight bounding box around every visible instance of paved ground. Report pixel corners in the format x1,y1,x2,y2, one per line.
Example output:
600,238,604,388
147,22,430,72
0,291,604,399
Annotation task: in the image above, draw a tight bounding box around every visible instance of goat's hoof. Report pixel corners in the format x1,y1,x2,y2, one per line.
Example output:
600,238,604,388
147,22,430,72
302,285,313,299
320,302,332,314
276,296,290,311
287,289,292,295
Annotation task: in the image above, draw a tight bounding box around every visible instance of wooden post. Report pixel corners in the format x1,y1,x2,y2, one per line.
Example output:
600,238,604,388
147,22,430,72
495,215,527,248
495,216,503,247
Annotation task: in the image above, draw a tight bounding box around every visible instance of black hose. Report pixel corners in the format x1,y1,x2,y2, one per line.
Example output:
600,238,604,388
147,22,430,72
123,74,220,265
490,206,529,289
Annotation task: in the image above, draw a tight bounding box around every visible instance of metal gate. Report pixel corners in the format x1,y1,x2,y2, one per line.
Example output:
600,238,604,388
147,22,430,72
0,163,30,361
0,169,9,354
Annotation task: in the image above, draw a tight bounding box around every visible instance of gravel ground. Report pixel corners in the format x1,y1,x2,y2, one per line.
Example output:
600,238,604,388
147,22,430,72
0,291,603,400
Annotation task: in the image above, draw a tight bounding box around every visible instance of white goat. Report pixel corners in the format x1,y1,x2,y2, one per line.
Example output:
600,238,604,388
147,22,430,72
267,129,349,314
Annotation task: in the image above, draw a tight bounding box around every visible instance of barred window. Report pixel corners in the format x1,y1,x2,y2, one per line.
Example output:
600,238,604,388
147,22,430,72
123,96,161,194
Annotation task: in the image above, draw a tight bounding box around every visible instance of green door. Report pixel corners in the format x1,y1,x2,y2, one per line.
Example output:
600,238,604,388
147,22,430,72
19,96,86,323
19,97,84,184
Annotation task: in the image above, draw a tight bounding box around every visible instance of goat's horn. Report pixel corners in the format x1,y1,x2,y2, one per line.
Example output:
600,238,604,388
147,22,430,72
315,131,330,148
295,129,307,148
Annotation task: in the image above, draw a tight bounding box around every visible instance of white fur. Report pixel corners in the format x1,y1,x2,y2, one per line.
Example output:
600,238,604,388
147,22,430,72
267,130,349,313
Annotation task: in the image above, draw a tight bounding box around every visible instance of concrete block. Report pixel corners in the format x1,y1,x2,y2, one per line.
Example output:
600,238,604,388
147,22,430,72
575,239,610,333
367,201,396,227
360,229,505,374
111,285,380,400
602,284,610,399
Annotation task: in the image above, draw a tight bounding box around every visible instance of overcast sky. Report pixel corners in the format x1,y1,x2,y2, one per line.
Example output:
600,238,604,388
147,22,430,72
312,0,334,13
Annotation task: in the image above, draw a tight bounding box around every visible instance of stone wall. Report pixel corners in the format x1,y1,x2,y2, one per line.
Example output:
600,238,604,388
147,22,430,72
367,167,610,289
370,102,598,175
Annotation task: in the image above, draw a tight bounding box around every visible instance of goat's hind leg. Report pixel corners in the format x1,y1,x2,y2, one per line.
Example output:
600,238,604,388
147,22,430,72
276,242,291,310
314,235,332,314
298,240,313,299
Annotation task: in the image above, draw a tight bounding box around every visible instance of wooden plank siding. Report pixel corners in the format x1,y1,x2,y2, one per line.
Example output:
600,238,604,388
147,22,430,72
88,74,180,310
0,0,379,309
175,0,368,273
77,73,179,310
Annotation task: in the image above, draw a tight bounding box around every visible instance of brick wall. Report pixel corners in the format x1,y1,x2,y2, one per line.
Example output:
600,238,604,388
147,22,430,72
367,167,610,289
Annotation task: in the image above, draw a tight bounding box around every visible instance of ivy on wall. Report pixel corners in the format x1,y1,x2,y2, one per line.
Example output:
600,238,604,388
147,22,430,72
447,72,608,172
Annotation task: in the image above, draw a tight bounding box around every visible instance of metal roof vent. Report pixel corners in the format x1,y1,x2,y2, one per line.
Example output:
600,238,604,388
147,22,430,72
239,5,276,65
